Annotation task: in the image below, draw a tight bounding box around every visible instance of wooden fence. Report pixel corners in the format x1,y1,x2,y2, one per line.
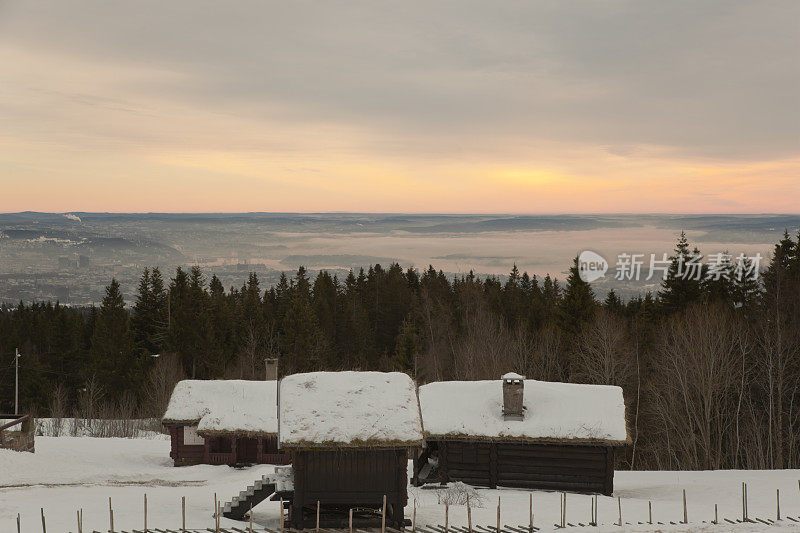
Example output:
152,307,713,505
20,480,800,533
53,521,800,533
0,414,35,453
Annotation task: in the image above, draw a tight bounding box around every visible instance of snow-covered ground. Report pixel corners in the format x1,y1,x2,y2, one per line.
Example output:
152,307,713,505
2,436,800,532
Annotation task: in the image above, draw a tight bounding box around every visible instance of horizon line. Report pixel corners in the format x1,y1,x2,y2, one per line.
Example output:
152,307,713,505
4,211,800,217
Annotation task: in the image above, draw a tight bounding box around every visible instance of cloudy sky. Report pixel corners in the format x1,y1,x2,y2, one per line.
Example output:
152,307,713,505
1,1,798,213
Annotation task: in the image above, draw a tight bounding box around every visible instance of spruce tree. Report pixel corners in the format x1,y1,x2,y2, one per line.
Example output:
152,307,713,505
604,289,623,313
558,256,596,338
502,264,526,328
394,315,421,373
658,231,704,314
337,270,374,368
701,251,736,305
732,256,760,316
131,267,152,353
312,271,338,350
541,274,561,321
281,267,327,372
132,268,167,357
90,279,137,401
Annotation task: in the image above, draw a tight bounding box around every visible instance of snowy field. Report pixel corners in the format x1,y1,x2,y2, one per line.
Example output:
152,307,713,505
2,437,800,532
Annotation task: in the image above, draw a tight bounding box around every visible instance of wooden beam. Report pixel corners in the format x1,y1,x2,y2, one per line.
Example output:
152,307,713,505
489,444,498,489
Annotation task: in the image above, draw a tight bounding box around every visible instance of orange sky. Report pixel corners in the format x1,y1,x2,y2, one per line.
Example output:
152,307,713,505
1,1,798,213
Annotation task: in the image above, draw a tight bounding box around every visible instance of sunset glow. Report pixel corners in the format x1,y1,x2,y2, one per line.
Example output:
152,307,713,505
1,1,797,213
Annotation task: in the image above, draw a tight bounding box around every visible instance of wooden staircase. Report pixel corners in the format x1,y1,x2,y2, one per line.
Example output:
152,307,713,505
222,468,293,521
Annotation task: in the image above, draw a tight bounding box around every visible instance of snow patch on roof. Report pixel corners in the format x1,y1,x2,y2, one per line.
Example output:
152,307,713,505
278,371,424,449
162,380,278,435
501,372,525,380
419,379,627,444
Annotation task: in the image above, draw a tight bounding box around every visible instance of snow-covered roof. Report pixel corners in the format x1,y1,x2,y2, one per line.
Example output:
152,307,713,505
419,379,628,445
162,380,278,436
278,371,424,449
502,372,525,380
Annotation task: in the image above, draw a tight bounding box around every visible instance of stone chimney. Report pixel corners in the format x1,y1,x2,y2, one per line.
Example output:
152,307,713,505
265,358,279,381
502,372,525,421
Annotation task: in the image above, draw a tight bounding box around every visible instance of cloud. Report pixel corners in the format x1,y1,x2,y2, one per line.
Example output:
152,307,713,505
0,0,798,212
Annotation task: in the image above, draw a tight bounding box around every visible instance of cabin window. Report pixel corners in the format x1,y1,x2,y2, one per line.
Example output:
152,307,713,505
183,425,204,445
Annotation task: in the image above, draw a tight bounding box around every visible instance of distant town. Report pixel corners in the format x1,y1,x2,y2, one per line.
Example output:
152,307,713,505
1,212,797,306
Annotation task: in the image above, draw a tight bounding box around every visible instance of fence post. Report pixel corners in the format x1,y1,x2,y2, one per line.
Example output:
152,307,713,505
466,494,471,533
682,489,687,524
529,493,533,533
648,500,652,525
594,495,599,526
281,498,285,533
144,493,148,533
17,513,20,533
214,493,218,531
714,503,718,524
349,507,353,533
596,495,599,526
40,508,46,533
745,483,749,521
382,495,387,533
182,496,186,532
414,498,418,533
497,496,501,533
777,488,781,520
617,497,622,526
317,500,321,533
445,502,449,533
742,482,745,521
109,497,114,533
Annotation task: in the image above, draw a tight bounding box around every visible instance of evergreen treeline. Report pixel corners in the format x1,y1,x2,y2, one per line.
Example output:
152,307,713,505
1,231,799,470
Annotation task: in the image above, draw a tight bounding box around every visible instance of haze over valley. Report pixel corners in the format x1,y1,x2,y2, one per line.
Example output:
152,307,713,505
1,212,796,305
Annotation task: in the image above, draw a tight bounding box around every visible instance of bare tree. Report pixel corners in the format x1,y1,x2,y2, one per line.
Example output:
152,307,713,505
570,310,635,388
417,287,456,383
142,353,186,417
74,375,104,435
750,316,800,469
47,382,69,437
226,321,280,379
518,323,565,382
647,304,741,470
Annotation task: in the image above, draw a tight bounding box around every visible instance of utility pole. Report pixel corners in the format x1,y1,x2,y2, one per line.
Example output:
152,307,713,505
15,348,21,415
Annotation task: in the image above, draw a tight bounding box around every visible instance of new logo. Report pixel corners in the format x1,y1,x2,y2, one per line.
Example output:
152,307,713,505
578,250,608,283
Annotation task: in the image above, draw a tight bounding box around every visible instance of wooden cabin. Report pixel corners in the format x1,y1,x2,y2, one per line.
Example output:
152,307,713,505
162,379,290,466
278,371,424,529
414,373,628,495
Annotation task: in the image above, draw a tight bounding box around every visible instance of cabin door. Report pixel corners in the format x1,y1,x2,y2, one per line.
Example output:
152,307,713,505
237,437,259,463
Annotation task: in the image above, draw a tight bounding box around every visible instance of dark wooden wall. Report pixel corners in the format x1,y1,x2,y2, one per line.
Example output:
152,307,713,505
168,425,204,465
432,440,615,495
291,449,408,528
166,425,289,466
